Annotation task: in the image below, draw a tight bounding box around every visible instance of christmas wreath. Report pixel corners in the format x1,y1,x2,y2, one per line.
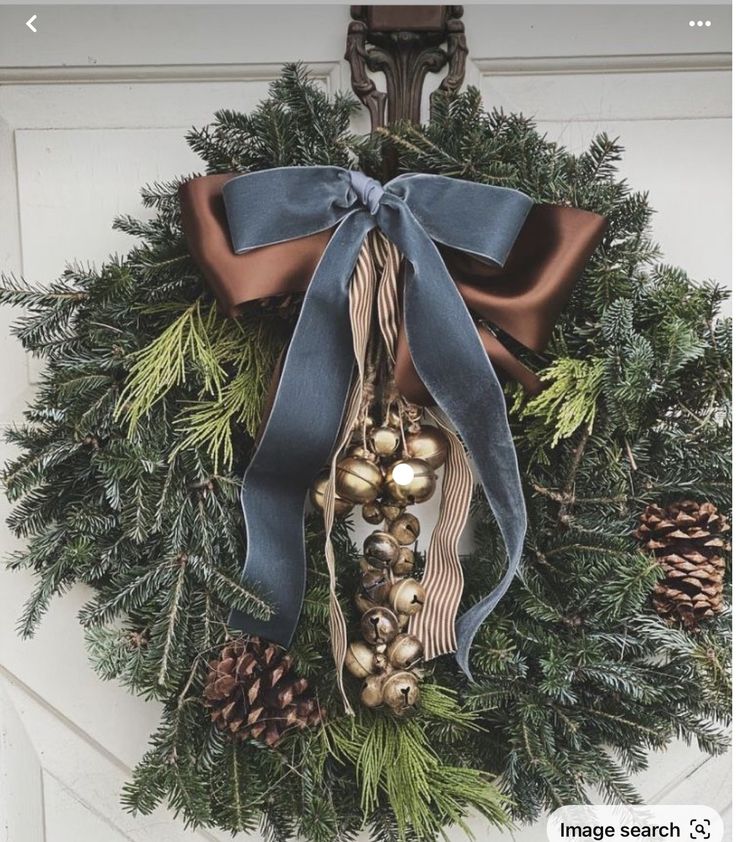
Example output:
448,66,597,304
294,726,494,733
1,65,731,841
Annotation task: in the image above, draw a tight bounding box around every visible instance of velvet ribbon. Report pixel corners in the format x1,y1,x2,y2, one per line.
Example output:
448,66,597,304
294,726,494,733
179,166,606,679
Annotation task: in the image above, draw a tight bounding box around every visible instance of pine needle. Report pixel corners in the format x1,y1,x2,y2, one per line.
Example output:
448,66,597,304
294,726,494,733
323,708,509,840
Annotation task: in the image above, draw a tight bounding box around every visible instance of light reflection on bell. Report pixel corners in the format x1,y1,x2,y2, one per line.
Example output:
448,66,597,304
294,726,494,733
385,458,436,504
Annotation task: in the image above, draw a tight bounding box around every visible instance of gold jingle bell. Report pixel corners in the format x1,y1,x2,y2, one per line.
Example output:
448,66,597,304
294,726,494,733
345,640,376,678
397,612,410,630
390,579,426,616
348,444,374,460
386,407,403,429
360,606,400,645
385,458,436,505
353,414,375,432
393,547,415,576
390,512,420,545
369,425,401,458
359,556,381,574
360,674,385,708
387,634,424,670
363,531,400,568
381,503,404,524
405,425,449,470
387,404,422,430
382,670,420,714
362,501,384,525
335,456,383,504
360,569,392,604
309,472,353,518
354,592,376,614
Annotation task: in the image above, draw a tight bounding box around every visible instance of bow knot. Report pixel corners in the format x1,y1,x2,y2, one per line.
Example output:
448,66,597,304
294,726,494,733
348,170,384,215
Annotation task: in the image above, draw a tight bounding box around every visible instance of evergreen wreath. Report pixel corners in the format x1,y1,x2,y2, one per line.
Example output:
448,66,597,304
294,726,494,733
1,65,731,841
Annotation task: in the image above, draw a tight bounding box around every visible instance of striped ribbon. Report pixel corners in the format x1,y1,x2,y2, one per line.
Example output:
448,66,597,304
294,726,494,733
408,409,473,659
322,234,378,713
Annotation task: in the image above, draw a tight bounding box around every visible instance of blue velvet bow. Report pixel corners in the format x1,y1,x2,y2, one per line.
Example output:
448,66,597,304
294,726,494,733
223,165,533,677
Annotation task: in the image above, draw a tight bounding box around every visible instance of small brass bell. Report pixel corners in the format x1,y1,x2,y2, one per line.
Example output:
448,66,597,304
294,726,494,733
381,503,404,524
345,640,376,678
360,674,385,708
363,531,400,568
384,458,436,504
360,606,400,644
359,556,380,574
387,634,424,670
393,547,415,576
362,501,384,525
354,592,376,614
336,456,383,504
386,407,403,429
390,512,420,545
397,612,410,630
360,569,392,604
309,472,353,518
348,444,374,460
390,579,426,616
405,425,449,470
353,414,375,432
369,425,401,458
382,670,420,714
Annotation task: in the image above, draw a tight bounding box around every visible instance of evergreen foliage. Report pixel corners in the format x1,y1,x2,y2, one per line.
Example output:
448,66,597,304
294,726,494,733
1,65,730,839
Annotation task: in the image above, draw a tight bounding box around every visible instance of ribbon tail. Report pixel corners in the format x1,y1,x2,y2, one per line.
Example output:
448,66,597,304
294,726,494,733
407,409,473,659
321,233,379,715
230,211,374,646
381,199,527,680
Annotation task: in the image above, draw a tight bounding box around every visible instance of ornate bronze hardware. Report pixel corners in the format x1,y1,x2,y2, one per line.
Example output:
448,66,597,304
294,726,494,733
345,5,468,131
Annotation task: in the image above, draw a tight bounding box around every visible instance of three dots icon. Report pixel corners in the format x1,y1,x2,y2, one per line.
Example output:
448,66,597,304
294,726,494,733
689,19,712,27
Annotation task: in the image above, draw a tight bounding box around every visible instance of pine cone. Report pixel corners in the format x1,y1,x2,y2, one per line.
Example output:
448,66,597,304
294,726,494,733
203,637,323,747
635,500,730,630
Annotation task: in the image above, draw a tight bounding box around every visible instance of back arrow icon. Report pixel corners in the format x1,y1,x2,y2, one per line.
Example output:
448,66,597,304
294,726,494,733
26,14,37,32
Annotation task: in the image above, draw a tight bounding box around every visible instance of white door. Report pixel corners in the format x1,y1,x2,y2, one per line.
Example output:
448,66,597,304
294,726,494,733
0,6,730,841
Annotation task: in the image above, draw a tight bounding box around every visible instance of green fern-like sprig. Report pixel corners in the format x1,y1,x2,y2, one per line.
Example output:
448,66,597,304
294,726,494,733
513,357,605,448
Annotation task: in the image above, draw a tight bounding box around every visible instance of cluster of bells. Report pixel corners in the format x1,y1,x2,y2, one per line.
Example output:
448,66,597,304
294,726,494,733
309,412,449,715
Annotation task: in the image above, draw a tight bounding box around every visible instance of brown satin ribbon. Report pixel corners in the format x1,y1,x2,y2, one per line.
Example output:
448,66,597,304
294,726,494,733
179,175,607,399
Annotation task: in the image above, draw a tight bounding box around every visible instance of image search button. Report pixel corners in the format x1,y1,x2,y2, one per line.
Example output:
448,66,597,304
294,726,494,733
548,806,724,842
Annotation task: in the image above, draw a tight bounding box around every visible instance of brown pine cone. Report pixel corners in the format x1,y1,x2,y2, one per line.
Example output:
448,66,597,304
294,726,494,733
203,637,323,747
635,500,730,630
